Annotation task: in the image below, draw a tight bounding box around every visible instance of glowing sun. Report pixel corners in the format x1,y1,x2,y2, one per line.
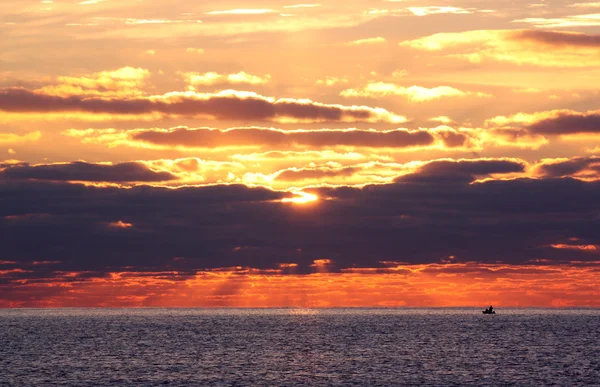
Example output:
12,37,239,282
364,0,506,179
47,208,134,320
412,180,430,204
282,191,319,204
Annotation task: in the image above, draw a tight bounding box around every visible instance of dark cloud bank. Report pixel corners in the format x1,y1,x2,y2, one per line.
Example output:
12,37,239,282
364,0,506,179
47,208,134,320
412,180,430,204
0,88,398,122
528,112,600,135
536,156,600,178
1,160,599,284
132,127,435,149
1,161,175,182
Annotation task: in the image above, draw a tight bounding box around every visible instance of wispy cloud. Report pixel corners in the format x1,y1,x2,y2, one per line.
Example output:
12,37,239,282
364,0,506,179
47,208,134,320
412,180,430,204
514,14,600,28
341,83,491,102
181,71,271,87
283,4,321,9
407,6,474,16
346,37,386,45
205,9,277,15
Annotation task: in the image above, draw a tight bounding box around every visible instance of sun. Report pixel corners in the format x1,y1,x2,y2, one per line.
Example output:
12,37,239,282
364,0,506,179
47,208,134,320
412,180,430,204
282,191,319,204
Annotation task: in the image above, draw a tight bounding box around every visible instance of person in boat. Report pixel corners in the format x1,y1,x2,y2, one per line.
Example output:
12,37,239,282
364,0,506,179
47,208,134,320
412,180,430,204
488,305,493,313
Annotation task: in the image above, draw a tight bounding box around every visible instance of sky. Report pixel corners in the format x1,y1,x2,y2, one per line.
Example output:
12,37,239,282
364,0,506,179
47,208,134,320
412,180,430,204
1,0,600,307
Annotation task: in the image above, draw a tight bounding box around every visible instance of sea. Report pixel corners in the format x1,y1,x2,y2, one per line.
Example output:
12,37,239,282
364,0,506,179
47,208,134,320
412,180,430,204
1,308,599,386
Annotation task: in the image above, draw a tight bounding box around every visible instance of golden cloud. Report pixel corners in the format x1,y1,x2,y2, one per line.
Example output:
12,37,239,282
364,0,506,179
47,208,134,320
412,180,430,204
346,37,386,45
181,71,271,87
36,67,151,97
341,82,491,102
514,14,600,28
0,131,42,144
401,29,600,67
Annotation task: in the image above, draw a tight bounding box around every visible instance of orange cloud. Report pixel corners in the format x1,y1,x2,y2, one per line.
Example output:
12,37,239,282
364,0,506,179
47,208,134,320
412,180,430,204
0,131,41,144
107,220,134,229
1,263,599,307
551,244,597,251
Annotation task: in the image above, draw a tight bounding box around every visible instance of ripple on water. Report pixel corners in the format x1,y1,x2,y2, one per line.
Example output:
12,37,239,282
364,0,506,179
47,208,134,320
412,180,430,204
0,308,599,386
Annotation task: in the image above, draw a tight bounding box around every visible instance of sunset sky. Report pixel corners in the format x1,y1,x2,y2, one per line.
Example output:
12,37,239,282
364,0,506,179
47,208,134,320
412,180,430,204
1,0,600,307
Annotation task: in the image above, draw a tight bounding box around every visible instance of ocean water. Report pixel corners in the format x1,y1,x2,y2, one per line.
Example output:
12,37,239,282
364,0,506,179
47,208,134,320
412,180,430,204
1,308,599,386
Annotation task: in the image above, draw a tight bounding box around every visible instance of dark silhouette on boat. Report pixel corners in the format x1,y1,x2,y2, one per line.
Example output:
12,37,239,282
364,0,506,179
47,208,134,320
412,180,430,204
482,305,496,314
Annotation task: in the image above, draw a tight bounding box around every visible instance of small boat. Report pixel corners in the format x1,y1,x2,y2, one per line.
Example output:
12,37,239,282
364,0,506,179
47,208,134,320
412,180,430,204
482,305,496,314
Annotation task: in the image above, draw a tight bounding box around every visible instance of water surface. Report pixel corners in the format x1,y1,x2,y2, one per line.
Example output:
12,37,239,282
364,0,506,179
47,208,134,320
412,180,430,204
1,308,599,386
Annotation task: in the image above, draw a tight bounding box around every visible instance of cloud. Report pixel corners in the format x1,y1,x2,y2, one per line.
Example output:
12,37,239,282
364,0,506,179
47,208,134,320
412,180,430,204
1,168,600,281
269,162,408,185
271,158,526,185
514,14,600,28
340,82,491,101
400,29,600,67
514,30,600,47
181,71,271,86
123,19,203,25
316,77,349,86
407,7,474,16
470,127,549,150
205,9,277,15
0,131,42,145
283,4,321,9
129,127,435,150
550,244,597,252
528,111,600,135
2,262,600,307
275,166,361,181
398,158,527,183
534,157,600,179
346,37,386,45
34,67,151,98
0,88,406,123
107,220,133,229
1,161,176,183
63,125,544,155
570,2,600,7
488,109,600,135
0,0,384,37
429,116,454,124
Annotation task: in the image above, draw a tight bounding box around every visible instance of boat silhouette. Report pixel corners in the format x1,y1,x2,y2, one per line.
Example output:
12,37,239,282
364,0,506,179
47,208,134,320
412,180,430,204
482,305,496,314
